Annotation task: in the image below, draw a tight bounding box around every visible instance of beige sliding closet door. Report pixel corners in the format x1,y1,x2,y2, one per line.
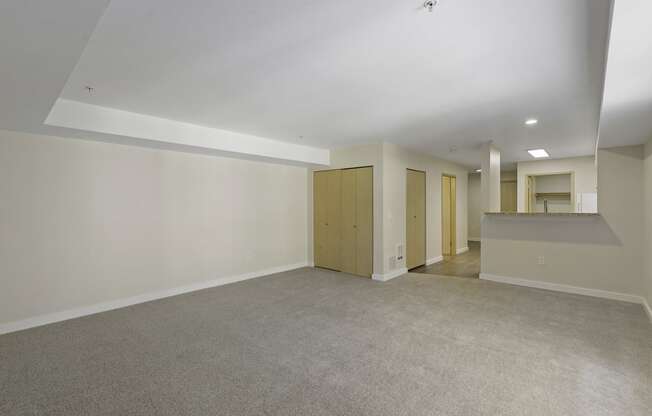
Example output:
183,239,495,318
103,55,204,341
314,167,372,277
355,167,373,277
406,169,426,270
340,169,357,274
314,170,341,271
442,175,457,256
340,167,373,277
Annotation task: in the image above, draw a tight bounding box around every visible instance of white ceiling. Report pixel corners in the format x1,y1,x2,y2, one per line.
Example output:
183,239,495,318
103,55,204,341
0,0,110,131
598,0,652,149
57,0,612,168
7,0,648,168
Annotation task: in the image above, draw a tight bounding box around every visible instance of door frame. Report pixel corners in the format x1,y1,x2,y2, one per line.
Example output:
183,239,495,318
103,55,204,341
441,173,457,256
406,168,427,269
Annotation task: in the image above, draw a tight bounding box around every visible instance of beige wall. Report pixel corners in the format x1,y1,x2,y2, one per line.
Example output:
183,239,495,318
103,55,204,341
482,146,644,297
308,143,384,275
467,173,481,240
517,156,597,212
501,171,517,182
382,143,468,272
0,130,308,326
468,171,516,239
307,143,469,276
645,139,652,307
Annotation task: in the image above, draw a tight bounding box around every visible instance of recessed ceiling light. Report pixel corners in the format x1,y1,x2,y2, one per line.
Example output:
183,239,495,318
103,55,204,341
528,149,549,158
525,118,538,126
475,169,482,173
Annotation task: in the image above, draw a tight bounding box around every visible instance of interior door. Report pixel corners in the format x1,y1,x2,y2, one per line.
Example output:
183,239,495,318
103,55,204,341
406,169,426,269
442,175,457,256
450,175,457,255
313,170,341,271
501,181,517,212
442,175,452,256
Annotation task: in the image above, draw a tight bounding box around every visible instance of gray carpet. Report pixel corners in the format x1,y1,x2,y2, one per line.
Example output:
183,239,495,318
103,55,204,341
1,268,651,416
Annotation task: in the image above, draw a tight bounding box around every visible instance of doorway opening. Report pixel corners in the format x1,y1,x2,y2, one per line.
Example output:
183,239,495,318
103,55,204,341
413,172,479,278
525,173,573,213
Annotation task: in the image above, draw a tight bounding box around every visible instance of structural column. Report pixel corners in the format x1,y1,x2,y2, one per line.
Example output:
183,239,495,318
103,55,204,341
481,142,501,213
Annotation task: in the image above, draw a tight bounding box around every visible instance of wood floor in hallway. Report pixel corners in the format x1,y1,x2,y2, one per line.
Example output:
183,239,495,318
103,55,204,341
412,240,480,278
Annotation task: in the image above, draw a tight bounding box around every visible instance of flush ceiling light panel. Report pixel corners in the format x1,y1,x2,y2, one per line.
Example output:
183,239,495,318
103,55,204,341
525,118,538,126
527,149,549,158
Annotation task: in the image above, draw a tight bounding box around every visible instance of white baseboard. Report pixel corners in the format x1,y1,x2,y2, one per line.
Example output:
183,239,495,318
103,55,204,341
643,299,652,323
372,268,408,282
427,256,443,265
479,273,647,306
468,237,481,242
0,262,309,335
457,247,469,255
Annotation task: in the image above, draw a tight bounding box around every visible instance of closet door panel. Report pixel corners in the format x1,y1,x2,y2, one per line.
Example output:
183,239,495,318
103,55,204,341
450,176,457,255
313,171,328,268
414,170,426,267
325,170,342,270
355,167,373,277
442,175,451,256
340,169,357,275
406,169,426,269
406,170,416,269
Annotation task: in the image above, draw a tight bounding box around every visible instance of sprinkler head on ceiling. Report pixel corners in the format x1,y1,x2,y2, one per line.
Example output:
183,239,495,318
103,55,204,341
423,0,438,12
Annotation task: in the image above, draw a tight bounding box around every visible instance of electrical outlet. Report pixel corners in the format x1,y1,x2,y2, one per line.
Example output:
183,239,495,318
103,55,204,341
538,256,545,265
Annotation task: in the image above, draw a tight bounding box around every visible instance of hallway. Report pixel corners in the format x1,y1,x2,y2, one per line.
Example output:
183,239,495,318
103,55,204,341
412,241,480,278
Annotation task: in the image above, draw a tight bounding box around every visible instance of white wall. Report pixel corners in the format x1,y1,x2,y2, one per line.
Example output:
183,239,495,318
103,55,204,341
534,174,571,193
469,171,516,239
47,99,331,166
0,130,308,329
307,142,470,277
533,174,572,213
467,173,481,240
517,156,597,212
645,139,652,310
382,143,468,273
482,146,644,299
